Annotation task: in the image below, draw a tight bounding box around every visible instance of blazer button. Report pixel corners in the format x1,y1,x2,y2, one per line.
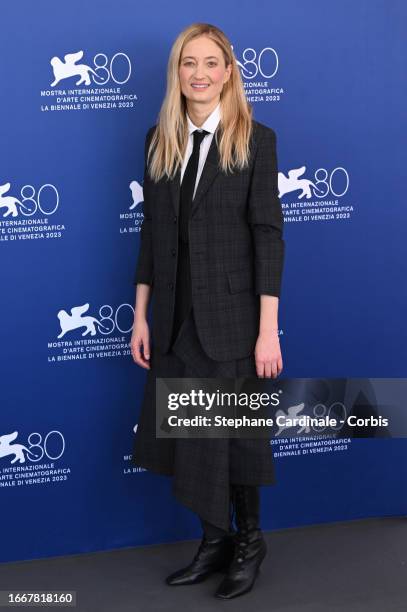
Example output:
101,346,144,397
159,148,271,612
173,215,177,223
168,282,174,290
171,248,176,256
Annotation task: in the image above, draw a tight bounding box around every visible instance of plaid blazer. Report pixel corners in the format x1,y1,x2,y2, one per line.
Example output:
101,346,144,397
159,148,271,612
133,119,285,361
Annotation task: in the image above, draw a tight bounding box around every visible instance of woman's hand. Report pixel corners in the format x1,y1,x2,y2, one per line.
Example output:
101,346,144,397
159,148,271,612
131,318,151,369
254,331,283,378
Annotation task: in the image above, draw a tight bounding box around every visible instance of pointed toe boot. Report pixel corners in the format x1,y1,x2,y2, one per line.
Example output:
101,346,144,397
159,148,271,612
165,534,235,586
215,485,267,599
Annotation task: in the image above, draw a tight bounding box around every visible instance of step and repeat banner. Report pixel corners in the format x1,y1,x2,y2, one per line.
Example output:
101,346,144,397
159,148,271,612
1,0,406,563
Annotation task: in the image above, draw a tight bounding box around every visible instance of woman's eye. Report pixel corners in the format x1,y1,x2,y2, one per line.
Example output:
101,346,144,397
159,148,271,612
183,61,217,67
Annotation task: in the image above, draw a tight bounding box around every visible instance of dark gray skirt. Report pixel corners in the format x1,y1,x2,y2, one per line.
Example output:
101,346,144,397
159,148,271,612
132,242,276,530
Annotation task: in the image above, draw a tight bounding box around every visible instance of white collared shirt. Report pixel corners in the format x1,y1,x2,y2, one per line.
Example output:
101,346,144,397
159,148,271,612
181,101,221,200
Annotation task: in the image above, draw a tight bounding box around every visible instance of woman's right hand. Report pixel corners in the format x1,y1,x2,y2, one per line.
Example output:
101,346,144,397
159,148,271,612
131,318,151,369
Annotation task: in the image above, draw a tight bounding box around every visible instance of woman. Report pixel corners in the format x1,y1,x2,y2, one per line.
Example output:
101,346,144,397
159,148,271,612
130,23,285,599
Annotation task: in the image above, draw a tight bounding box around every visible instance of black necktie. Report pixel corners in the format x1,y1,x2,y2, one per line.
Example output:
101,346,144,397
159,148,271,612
179,129,209,244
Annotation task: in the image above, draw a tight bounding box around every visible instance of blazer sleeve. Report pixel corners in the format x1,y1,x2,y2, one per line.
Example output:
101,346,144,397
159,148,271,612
133,127,155,286
247,126,285,298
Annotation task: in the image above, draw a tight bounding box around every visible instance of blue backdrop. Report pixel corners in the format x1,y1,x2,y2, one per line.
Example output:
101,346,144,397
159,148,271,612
1,0,406,563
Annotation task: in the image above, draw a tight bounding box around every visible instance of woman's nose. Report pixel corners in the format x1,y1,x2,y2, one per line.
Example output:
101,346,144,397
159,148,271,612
193,65,205,78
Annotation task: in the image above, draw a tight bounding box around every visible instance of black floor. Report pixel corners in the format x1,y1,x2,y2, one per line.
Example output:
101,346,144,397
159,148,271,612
0,517,406,611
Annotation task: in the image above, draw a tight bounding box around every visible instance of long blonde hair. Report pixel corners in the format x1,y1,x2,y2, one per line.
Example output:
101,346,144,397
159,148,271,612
147,23,253,182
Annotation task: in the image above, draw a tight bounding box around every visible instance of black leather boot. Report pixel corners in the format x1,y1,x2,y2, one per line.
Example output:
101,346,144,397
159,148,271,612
165,533,235,586
214,485,267,599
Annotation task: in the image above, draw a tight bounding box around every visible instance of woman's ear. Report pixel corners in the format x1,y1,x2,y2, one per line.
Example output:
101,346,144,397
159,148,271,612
224,63,232,84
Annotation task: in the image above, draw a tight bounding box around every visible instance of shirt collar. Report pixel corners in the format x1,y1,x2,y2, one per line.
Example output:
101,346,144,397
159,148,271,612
186,101,221,135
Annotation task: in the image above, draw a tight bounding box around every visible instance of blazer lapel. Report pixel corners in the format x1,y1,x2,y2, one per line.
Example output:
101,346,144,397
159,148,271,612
168,126,221,219
168,168,181,218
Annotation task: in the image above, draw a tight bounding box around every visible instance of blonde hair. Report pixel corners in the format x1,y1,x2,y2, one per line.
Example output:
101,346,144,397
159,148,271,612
147,22,253,182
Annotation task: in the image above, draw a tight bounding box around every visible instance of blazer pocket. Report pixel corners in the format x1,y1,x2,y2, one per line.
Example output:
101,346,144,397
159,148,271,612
227,266,254,294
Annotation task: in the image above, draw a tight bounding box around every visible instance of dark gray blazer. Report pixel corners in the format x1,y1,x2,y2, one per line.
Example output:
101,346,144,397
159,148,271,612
133,119,285,362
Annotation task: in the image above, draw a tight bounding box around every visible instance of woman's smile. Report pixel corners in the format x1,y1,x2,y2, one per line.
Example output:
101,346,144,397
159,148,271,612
190,83,210,89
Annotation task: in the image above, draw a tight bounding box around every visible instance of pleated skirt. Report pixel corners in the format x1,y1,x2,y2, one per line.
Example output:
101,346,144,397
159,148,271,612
132,241,276,530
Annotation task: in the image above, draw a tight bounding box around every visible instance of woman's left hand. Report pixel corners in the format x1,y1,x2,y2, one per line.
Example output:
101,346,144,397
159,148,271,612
254,332,283,378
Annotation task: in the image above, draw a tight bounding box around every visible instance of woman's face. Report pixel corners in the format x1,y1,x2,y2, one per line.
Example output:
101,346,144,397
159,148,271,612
179,35,231,107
